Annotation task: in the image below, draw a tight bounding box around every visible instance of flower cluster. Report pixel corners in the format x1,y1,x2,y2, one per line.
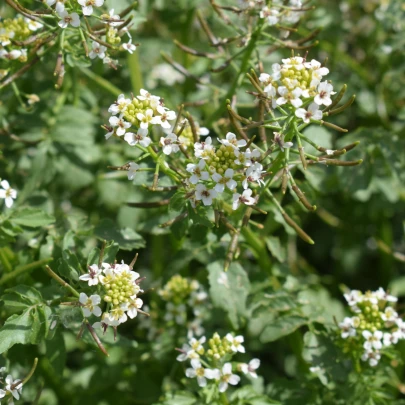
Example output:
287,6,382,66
177,332,260,393
104,89,177,146
78,260,145,329
259,56,332,121
159,275,209,336
187,133,264,209
0,367,23,404
338,288,402,367
0,180,17,208
239,0,305,25
0,16,32,75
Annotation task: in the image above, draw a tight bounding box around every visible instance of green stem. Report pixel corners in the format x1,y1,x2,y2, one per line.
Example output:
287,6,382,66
0,247,13,273
127,51,144,94
0,258,53,285
80,67,121,96
44,265,80,298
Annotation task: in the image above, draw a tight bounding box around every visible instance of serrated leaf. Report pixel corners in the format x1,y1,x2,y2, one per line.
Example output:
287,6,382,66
1,285,43,312
260,315,308,343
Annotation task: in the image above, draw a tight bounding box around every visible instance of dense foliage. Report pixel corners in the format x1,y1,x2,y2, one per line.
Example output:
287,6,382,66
0,0,404,404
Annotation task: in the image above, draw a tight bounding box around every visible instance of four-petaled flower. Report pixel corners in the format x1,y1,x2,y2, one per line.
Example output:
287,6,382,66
0,180,17,208
219,363,240,392
124,128,151,147
226,334,245,353
240,358,260,378
314,81,335,106
127,297,143,319
58,10,80,29
108,94,131,115
232,189,256,210
127,162,139,180
4,374,23,402
122,39,137,54
160,133,179,155
195,184,217,206
362,330,383,351
79,293,102,318
295,102,323,123
78,0,104,16
212,169,237,193
218,132,247,150
185,359,219,388
187,160,209,184
89,41,107,59
79,264,104,286
109,114,131,136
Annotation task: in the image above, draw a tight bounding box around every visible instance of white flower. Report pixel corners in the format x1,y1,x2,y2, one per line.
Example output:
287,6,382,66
89,41,107,59
242,162,265,189
79,293,102,318
109,114,131,136
374,287,398,303
277,86,303,108
4,374,23,401
78,0,104,16
137,109,155,129
189,336,206,353
127,162,139,180
0,29,14,47
26,18,43,31
0,388,4,400
176,344,195,361
186,160,209,184
79,264,103,286
339,317,356,339
271,63,282,80
226,333,245,353
186,359,219,388
232,189,256,210
194,136,214,159
383,331,401,347
282,56,304,70
104,9,121,26
124,128,151,147
0,180,17,208
46,0,65,12
304,59,329,86
122,40,137,54
361,350,381,367
195,184,217,206
314,81,335,106
381,307,398,323
260,6,279,25
127,297,143,319
108,304,128,324
0,49,22,60
137,89,160,104
108,94,131,115
295,102,323,123
153,105,176,129
344,290,363,306
218,132,247,150
219,363,240,392
160,133,179,155
212,169,237,193
58,10,80,29
240,358,260,378
362,330,383,351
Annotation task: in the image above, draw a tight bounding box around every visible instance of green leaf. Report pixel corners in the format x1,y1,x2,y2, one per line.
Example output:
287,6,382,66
58,250,81,283
188,205,213,228
9,207,55,228
94,219,145,251
266,236,286,263
208,261,250,329
160,391,197,405
260,315,308,343
1,285,43,312
0,305,51,354
45,329,66,376
168,190,187,213
87,241,119,266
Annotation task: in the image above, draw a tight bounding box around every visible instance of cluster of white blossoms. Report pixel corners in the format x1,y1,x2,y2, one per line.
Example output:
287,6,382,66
0,367,23,404
78,261,145,330
105,90,177,154
158,275,209,337
259,56,333,122
187,132,264,210
177,332,260,392
339,288,402,367
239,0,304,25
0,180,17,208
0,16,34,69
